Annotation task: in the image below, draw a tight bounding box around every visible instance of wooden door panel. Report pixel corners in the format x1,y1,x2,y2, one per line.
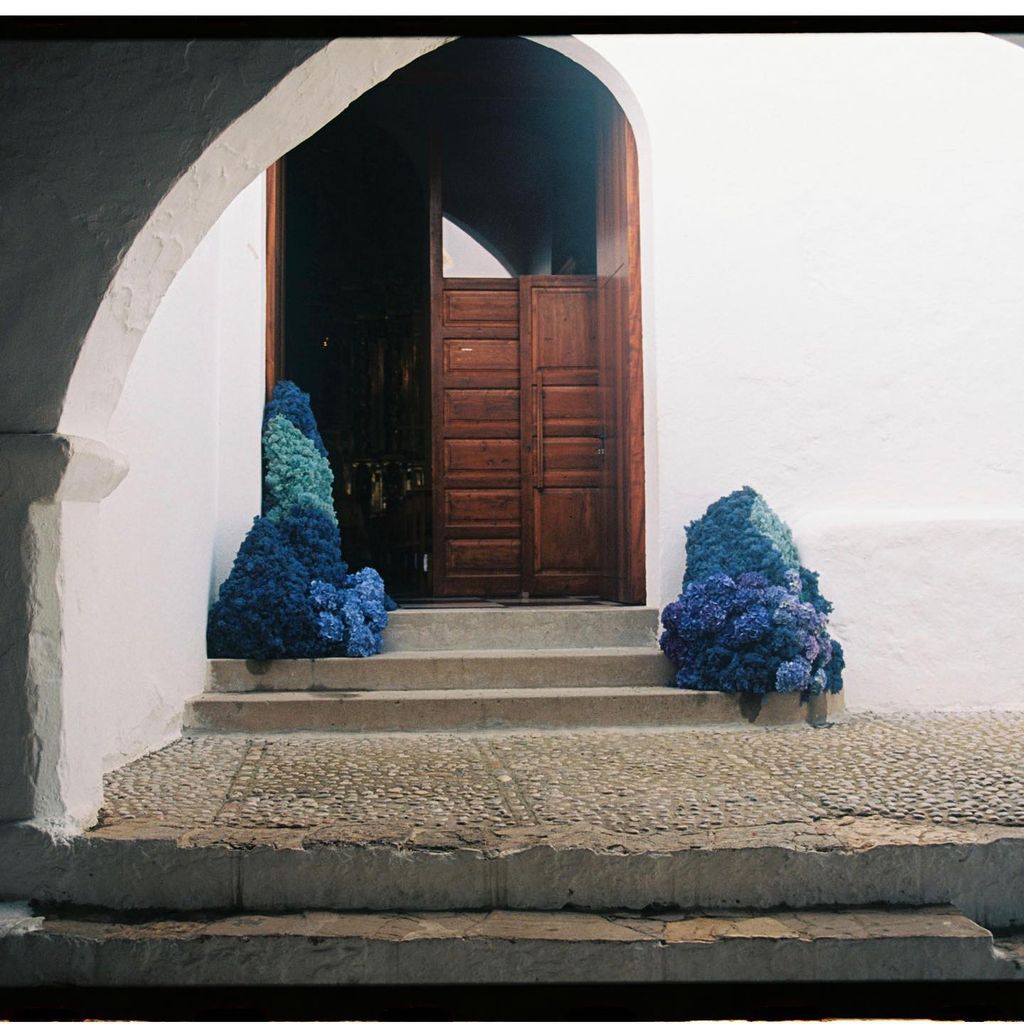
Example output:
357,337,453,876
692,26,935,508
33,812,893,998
443,439,520,487
532,287,598,369
445,489,521,526
433,279,523,595
521,277,606,596
443,389,519,438
443,338,518,376
540,385,603,434
446,538,521,573
542,437,604,487
443,290,518,327
444,289,518,324
532,490,603,576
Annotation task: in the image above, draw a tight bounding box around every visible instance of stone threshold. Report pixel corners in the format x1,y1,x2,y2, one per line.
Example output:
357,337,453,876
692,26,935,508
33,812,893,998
1,903,1020,984
4,817,1024,930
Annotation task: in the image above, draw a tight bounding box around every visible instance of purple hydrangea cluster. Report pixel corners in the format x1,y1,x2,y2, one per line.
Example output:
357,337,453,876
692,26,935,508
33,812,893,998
309,570,390,658
660,571,843,695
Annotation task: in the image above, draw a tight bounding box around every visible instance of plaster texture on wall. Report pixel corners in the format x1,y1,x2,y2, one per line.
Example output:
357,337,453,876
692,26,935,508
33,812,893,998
0,39,327,435
56,177,266,827
0,436,127,824
575,32,1024,708
795,510,1024,711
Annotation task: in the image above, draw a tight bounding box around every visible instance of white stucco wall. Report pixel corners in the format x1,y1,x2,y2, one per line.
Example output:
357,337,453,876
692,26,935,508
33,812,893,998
57,176,265,824
575,32,1024,709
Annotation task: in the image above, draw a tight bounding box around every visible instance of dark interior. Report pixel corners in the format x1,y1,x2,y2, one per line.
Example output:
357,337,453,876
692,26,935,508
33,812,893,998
282,38,601,597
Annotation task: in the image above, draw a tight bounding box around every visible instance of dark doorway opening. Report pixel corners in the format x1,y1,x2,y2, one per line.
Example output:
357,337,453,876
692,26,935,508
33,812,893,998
280,109,430,597
272,38,645,603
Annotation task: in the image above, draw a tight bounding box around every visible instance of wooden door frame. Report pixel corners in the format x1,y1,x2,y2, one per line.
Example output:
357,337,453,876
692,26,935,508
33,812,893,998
614,114,645,605
265,159,286,397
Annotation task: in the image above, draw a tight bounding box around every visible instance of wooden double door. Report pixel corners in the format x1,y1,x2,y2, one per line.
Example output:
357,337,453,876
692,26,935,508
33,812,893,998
430,97,645,601
432,275,610,597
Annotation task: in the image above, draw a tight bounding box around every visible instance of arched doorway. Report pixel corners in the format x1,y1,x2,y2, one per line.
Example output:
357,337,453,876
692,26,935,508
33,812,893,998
1,34,650,827
268,37,645,604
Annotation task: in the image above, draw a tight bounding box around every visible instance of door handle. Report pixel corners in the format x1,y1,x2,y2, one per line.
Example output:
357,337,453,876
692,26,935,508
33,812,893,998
596,430,606,457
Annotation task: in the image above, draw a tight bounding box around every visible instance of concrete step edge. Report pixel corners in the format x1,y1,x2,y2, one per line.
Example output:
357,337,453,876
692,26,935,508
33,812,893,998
184,688,844,732
0,819,1017,927
387,607,660,620
381,606,661,652
0,904,1015,984
212,647,665,665
208,649,675,693
195,685,705,701
388,604,661,612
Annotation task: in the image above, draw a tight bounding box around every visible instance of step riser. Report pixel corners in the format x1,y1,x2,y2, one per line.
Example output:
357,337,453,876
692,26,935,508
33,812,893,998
185,689,841,733
2,825,1023,929
383,607,659,652
208,651,674,692
0,917,1011,985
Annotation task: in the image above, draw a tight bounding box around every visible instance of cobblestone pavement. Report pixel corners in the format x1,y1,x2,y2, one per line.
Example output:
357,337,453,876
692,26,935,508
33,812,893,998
98,712,1024,847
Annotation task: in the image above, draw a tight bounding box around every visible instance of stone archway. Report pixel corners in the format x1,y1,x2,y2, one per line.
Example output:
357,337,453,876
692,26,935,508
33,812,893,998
0,34,651,829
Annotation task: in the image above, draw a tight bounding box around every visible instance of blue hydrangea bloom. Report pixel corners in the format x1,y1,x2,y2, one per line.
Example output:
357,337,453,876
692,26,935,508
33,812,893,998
682,487,798,585
660,487,846,696
263,380,329,459
824,639,845,694
276,505,349,586
207,516,323,660
776,658,812,692
659,570,841,695
681,486,833,613
308,576,388,658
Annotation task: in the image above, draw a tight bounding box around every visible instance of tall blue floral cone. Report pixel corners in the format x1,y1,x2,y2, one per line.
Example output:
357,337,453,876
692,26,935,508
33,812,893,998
208,379,396,659
661,488,844,695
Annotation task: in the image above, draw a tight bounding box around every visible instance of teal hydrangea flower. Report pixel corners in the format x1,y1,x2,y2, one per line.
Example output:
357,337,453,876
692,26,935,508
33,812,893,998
262,414,337,525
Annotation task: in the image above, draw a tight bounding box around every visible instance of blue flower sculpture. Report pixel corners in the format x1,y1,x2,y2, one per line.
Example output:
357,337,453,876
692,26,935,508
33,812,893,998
208,380,395,660
661,488,844,695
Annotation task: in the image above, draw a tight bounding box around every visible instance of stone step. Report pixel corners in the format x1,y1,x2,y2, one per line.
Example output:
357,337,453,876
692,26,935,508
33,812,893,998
0,903,1017,985
3,814,1022,928
185,687,843,733
382,606,659,652
207,647,673,692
